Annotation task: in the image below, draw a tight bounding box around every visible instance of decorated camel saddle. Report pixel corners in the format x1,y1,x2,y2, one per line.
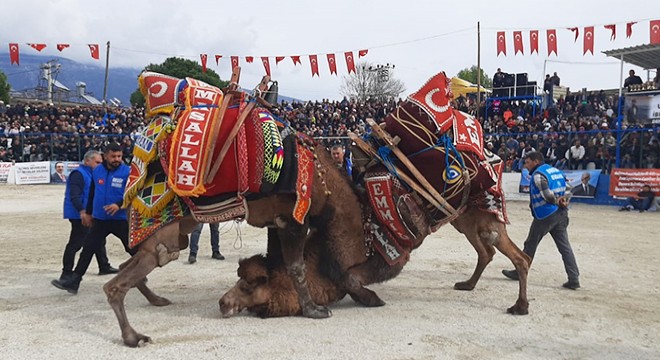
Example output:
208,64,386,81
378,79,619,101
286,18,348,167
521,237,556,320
124,69,314,248
350,71,507,265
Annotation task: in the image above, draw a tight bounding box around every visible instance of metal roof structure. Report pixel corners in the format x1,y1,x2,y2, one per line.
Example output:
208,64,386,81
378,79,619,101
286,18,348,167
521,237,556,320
602,43,660,70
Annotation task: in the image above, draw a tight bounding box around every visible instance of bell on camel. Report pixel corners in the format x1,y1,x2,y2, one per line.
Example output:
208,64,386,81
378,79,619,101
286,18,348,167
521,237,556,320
264,81,279,106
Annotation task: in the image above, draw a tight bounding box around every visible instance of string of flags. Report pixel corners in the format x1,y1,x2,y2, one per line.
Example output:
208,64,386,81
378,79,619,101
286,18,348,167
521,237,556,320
199,49,369,76
496,19,660,56
7,43,100,65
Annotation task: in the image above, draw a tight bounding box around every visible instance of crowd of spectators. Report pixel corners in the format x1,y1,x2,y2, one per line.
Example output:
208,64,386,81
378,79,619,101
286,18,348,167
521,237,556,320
2,82,659,173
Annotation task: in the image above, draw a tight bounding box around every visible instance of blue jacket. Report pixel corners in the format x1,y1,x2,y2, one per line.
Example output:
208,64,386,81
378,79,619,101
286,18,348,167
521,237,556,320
89,162,130,221
63,165,93,219
530,164,566,220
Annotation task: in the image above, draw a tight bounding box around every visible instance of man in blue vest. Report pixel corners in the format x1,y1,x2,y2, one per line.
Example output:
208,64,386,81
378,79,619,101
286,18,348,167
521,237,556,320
502,151,581,290
52,143,134,294
50,150,118,289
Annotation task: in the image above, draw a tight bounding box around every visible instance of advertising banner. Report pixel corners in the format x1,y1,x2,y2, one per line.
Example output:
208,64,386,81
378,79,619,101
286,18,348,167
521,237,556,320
49,161,80,184
625,92,660,125
609,168,660,197
14,161,50,185
519,168,600,197
0,162,13,184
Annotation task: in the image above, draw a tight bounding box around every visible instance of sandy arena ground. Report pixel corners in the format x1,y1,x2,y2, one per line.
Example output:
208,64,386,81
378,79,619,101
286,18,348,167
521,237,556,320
0,185,658,359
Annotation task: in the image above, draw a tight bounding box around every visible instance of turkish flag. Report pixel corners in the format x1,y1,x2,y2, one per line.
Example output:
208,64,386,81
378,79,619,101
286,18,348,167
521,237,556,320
327,54,337,75
583,26,594,55
28,43,47,52
651,20,660,44
568,27,579,42
57,44,70,52
344,51,356,73
275,56,285,65
9,43,19,65
496,31,506,56
513,31,524,55
231,56,239,70
546,29,557,56
245,56,254,63
215,55,222,65
358,49,368,57
530,30,539,54
604,24,616,41
291,56,301,65
261,57,271,76
309,55,319,77
88,44,99,60
627,21,636,38
200,54,208,73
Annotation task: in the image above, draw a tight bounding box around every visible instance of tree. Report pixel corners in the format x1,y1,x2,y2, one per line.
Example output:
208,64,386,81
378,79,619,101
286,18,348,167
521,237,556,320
130,57,228,107
339,62,405,101
0,71,11,104
456,66,492,89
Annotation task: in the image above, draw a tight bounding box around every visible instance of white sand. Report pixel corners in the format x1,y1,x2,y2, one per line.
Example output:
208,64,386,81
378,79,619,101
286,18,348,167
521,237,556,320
0,185,658,359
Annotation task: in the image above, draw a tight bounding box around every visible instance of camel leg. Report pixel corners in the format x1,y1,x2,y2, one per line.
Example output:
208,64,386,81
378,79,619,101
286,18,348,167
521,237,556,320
275,216,331,319
342,259,397,307
451,216,497,291
491,223,530,315
115,258,171,307
103,222,181,347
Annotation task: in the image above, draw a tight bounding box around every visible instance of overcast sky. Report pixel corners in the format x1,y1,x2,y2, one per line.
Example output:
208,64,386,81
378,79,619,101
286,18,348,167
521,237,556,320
2,0,658,100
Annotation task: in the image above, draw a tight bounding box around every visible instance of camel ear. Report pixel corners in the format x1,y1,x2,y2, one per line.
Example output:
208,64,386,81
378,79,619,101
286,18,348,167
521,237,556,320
238,255,269,284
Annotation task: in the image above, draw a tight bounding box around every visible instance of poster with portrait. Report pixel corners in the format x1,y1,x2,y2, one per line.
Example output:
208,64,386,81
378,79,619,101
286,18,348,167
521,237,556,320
49,161,80,184
564,170,601,198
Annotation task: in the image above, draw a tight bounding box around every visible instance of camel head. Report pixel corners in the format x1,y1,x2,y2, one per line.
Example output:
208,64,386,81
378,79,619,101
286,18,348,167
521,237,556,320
219,255,274,317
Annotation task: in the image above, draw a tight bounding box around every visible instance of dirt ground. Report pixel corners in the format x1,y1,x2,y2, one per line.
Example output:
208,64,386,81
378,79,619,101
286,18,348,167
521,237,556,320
0,185,658,360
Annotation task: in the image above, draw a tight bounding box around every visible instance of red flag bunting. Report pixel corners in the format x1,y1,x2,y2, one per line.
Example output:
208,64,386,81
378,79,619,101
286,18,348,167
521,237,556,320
327,54,337,75
530,30,539,54
546,29,557,56
513,31,524,55
245,56,254,63
231,56,239,70
309,55,319,77
9,43,19,65
496,31,506,56
28,43,47,52
215,55,222,65
604,24,616,41
358,49,368,57
651,20,660,44
275,56,285,65
88,44,99,60
344,51,356,73
261,57,271,76
583,26,594,55
627,21,636,38
200,54,208,73
568,27,579,42
56,44,70,52
291,55,301,65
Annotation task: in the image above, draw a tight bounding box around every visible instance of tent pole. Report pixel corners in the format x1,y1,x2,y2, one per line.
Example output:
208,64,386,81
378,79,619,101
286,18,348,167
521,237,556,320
616,55,624,169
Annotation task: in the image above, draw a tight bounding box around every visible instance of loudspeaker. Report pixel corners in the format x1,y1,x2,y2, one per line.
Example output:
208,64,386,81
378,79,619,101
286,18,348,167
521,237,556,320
516,73,528,86
504,73,515,87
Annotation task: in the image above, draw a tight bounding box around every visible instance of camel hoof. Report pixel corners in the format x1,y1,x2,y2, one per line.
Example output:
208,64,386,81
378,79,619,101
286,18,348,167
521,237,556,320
148,296,171,307
506,302,529,315
349,289,386,307
302,304,332,319
453,281,475,291
124,333,151,347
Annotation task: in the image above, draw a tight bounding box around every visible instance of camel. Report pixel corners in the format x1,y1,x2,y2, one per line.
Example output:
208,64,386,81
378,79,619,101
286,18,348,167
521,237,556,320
105,70,530,347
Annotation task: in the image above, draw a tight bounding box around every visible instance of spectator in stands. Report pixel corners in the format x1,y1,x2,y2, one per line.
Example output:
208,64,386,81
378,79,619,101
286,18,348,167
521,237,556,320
619,184,656,212
624,69,643,89
566,139,586,170
550,72,560,86
493,68,505,88
626,99,638,123
545,142,559,166
654,68,660,89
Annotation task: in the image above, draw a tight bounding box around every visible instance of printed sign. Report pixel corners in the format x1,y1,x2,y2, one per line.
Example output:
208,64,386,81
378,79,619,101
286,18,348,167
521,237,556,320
609,168,660,197
0,162,13,184
519,168,600,197
49,161,80,184
14,161,50,185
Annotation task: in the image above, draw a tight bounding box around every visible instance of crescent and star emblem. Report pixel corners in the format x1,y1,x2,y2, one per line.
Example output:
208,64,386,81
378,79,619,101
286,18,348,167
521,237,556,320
347,56,353,61
424,89,450,113
149,81,168,98
586,32,592,39
498,35,504,42
10,45,17,52
549,34,556,41
515,34,521,41
532,33,537,39
653,25,660,32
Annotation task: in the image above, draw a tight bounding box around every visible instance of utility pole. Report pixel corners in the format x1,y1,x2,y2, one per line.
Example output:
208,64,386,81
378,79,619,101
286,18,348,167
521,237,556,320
102,41,111,105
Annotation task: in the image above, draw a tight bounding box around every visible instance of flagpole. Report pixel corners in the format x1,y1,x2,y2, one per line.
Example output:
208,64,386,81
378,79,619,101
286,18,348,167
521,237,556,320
102,41,110,105
476,21,481,119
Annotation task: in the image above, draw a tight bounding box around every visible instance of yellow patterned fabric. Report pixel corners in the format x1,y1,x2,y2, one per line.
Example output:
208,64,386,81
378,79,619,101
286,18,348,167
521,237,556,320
131,172,176,217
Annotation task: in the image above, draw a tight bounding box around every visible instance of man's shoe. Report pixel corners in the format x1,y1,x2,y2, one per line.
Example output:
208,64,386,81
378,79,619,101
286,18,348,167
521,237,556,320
98,266,119,275
188,253,197,264
502,269,519,281
51,273,81,294
562,281,580,290
212,252,225,260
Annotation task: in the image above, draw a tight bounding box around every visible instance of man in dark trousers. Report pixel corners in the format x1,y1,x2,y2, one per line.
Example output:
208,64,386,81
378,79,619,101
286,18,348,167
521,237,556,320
52,143,133,294
51,150,118,289
502,151,581,290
